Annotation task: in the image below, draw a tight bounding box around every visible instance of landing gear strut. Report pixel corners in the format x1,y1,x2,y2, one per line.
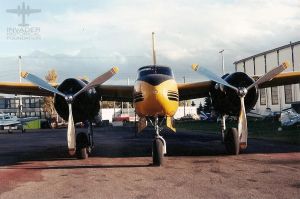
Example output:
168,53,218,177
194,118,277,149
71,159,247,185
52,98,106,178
76,121,94,159
152,117,166,166
224,128,239,155
221,115,247,155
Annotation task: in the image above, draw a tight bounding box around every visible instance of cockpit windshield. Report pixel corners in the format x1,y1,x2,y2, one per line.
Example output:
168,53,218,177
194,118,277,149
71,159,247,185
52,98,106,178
137,65,174,79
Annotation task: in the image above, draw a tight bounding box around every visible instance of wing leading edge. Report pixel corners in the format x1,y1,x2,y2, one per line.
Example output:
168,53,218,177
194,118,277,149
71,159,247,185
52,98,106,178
95,85,134,102
177,71,300,100
0,71,298,101
0,82,56,96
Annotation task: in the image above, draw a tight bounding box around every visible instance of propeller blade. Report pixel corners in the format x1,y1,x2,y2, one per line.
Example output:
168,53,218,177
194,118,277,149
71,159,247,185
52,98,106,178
247,61,289,90
21,71,66,97
192,64,238,92
67,103,76,155
238,96,247,146
73,66,119,99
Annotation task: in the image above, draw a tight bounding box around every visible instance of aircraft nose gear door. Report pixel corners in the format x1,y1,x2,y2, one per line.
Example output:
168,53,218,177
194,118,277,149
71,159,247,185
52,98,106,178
152,117,166,166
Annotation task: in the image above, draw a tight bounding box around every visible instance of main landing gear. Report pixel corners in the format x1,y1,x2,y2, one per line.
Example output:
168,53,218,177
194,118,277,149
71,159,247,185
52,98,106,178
76,121,94,159
220,115,247,155
224,128,239,155
151,117,167,166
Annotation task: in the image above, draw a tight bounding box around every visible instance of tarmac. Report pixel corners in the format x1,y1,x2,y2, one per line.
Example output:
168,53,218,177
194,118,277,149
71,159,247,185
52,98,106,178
0,127,299,199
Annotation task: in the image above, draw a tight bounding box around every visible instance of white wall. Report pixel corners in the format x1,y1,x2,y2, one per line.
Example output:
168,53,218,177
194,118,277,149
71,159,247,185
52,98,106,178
255,55,265,75
236,62,244,72
293,44,300,101
279,47,294,110
254,55,266,113
100,107,197,122
245,59,254,75
266,52,280,111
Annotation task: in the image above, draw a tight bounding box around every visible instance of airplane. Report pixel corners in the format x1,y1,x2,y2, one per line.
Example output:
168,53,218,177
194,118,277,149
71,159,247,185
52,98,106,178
0,112,38,133
6,2,41,27
0,35,300,166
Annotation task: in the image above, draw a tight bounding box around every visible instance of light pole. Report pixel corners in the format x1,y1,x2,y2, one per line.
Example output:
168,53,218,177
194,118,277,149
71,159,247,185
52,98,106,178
152,32,157,65
18,56,23,117
183,76,186,116
219,49,225,75
127,78,130,115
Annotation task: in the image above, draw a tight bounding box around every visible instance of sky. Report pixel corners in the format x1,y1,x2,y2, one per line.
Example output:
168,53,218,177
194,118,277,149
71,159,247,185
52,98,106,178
0,0,299,85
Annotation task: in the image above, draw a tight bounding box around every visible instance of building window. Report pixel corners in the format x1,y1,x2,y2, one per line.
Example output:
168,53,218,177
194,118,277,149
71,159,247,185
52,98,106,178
23,98,30,108
5,99,11,108
284,85,293,104
271,87,278,105
0,99,5,109
260,89,266,105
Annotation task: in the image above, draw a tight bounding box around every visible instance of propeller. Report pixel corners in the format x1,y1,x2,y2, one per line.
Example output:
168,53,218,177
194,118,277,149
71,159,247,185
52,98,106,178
21,67,119,155
192,62,289,146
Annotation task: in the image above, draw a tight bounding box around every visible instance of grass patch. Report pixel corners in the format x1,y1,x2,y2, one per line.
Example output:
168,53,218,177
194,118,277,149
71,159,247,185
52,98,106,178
175,120,300,145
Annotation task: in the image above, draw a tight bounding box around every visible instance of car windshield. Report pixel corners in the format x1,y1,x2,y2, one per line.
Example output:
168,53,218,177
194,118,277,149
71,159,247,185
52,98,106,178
137,66,174,78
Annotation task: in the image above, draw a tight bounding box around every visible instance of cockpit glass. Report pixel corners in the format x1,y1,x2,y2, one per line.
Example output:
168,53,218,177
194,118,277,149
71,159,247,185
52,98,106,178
138,66,174,78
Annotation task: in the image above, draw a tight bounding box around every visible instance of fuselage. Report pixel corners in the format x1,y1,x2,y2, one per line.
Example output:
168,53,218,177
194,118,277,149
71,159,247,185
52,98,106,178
134,65,179,117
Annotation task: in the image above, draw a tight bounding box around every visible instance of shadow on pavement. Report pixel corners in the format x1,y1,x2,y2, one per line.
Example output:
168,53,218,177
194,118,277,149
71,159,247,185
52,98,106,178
0,127,299,168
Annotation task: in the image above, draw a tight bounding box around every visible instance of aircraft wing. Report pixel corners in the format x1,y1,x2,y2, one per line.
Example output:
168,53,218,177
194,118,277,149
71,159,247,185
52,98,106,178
6,9,19,14
0,82,134,101
95,85,134,102
256,71,300,88
26,9,41,14
0,71,298,101
177,71,300,100
0,82,56,96
0,121,21,126
177,81,212,101
19,117,39,123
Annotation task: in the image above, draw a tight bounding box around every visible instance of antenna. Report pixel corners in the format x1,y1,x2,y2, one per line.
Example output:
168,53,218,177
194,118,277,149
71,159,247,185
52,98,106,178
219,49,225,75
152,32,157,65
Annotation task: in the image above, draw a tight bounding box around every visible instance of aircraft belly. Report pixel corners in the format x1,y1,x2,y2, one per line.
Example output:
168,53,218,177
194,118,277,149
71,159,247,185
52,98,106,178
134,80,178,117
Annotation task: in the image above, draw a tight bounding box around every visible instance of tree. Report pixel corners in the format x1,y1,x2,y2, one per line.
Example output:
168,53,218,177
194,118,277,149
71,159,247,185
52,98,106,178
203,97,212,113
197,102,203,114
43,69,58,118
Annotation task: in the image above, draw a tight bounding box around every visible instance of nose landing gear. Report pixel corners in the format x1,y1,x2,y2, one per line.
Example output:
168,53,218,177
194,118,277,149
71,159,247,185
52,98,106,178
151,117,167,166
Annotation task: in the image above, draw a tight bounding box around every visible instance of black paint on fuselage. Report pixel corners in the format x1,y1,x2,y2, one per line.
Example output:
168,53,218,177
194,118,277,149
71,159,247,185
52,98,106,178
136,65,174,86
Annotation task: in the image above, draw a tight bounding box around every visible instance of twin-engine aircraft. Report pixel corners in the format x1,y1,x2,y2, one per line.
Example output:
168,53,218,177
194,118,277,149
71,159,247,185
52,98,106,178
0,61,299,166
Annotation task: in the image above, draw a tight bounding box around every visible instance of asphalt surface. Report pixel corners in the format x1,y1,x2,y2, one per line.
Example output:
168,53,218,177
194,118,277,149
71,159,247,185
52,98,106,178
0,127,299,199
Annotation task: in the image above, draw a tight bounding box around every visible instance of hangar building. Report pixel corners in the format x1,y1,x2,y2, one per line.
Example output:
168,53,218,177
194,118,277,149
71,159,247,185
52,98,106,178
234,41,300,114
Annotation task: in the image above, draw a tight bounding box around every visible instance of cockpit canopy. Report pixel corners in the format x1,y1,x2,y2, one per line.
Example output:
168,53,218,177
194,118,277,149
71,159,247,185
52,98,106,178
137,65,174,79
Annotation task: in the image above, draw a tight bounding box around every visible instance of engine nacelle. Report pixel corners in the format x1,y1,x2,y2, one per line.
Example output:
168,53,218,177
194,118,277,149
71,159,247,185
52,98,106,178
54,78,100,123
210,72,258,116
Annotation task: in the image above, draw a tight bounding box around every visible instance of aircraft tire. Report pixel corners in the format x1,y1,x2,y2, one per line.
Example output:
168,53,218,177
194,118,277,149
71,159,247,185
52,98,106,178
224,128,240,155
152,138,164,166
76,132,89,159
76,147,88,159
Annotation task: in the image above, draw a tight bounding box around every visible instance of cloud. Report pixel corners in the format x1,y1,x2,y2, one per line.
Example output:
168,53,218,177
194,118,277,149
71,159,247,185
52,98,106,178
0,0,299,84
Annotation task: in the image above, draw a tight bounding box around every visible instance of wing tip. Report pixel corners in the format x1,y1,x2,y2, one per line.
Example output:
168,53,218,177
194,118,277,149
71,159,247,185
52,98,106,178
282,61,289,69
112,66,119,74
191,64,199,71
20,71,28,78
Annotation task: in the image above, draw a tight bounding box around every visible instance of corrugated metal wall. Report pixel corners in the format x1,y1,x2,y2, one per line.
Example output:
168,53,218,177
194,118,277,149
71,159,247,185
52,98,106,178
234,41,300,114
